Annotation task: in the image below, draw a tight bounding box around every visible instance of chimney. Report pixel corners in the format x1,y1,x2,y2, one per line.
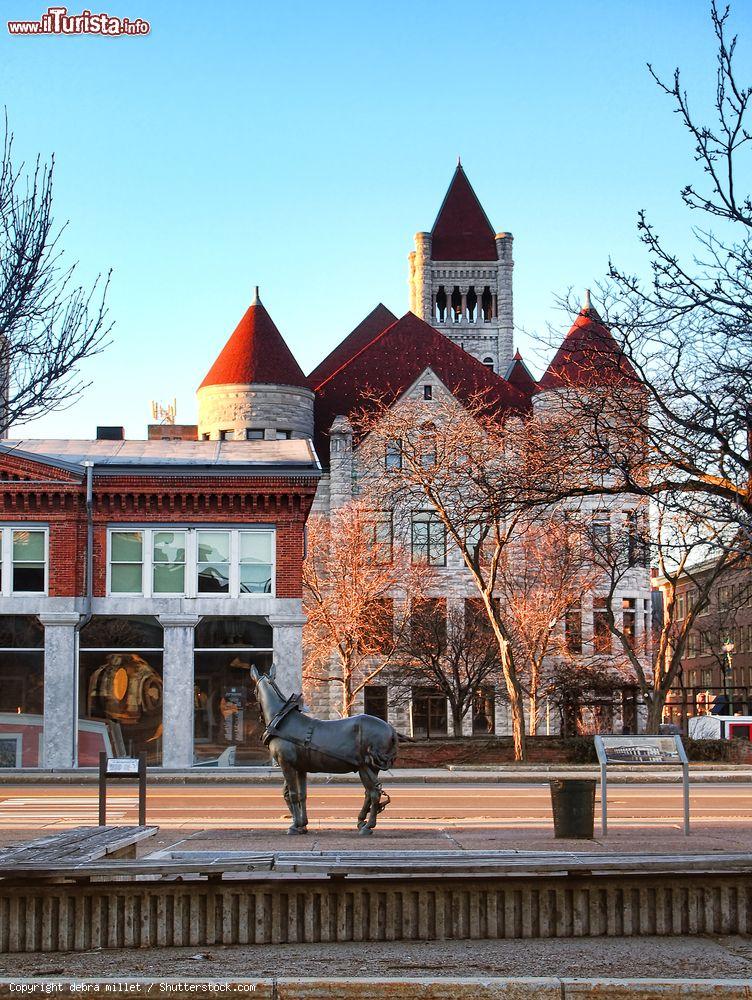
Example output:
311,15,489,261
96,426,124,441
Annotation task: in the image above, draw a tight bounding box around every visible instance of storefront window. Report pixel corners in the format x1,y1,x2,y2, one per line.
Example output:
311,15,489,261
79,616,163,765
193,616,273,766
0,616,44,768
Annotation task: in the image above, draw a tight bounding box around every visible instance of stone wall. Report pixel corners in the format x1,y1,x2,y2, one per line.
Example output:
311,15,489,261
197,383,315,441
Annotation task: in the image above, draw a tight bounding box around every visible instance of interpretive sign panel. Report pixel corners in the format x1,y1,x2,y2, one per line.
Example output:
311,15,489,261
106,757,140,774
594,735,690,837
99,751,146,825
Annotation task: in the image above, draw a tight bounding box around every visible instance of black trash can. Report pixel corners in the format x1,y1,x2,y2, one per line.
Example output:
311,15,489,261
549,779,595,839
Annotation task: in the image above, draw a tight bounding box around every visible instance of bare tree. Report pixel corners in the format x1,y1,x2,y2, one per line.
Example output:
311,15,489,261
549,4,751,539
388,601,500,737
0,115,111,433
302,500,431,717
592,496,743,731
496,514,599,735
355,391,571,761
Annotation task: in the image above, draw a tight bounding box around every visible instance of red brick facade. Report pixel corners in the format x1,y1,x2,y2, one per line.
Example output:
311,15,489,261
0,453,317,598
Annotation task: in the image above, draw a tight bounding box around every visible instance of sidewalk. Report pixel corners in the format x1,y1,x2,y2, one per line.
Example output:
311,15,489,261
1,764,751,783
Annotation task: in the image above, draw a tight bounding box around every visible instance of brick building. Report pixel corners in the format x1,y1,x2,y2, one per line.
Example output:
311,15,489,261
659,559,752,729
0,437,319,768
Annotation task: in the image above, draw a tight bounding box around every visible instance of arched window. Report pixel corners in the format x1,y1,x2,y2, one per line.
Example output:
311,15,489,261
435,287,447,323
481,287,493,322
466,287,478,323
483,357,495,372
450,287,462,324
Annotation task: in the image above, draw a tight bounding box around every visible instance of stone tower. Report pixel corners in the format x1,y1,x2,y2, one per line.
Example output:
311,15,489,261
408,162,513,374
197,288,314,441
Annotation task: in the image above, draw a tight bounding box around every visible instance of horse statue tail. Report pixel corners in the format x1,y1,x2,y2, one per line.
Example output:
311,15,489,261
365,725,399,771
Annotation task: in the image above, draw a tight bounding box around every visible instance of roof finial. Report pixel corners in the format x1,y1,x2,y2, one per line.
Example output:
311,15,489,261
457,154,462,167
583,288,591,311
252,285,260,305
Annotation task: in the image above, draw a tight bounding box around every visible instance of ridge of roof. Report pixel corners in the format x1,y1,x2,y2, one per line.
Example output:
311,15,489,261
199,294,308,391
313,311,529,464
430,164,498,261
307,303,397,389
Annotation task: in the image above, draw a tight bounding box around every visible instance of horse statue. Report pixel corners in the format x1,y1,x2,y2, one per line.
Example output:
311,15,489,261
249,664,398,835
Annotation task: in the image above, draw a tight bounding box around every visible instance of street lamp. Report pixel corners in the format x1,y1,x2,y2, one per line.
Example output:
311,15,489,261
721,637,735,707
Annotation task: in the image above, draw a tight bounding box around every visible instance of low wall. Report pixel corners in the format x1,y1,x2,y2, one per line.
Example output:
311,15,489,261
2,870,751,953
394,736,752,767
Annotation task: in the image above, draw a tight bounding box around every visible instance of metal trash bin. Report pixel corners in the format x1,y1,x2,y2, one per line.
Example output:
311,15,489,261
549,778,595,839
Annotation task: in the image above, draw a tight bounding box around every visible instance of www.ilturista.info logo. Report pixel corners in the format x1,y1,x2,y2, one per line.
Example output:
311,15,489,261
8,6,150,35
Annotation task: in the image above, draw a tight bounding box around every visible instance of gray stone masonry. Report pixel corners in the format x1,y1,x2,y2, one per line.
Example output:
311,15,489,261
408,231,515,374
197,383,314,441
39,612,81,768
159,613,200,768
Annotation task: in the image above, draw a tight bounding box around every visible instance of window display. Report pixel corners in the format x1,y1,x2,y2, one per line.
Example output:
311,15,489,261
79,616,163,765
0,615,44,767
193,616,273,766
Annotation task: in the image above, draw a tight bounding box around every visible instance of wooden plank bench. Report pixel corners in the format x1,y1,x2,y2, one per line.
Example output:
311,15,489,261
0,825,158,877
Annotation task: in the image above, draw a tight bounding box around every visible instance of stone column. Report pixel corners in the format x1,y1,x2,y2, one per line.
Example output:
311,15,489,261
39,612,81,769
269,615,306,699
159,614,199,769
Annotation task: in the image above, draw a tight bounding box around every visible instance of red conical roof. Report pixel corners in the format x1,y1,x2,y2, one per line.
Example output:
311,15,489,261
199,292,307,390
431,163,497,261
538,303,637,391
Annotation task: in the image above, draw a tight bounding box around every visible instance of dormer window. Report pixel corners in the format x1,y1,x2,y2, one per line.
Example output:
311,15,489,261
423,385,433,400
483,357,494,372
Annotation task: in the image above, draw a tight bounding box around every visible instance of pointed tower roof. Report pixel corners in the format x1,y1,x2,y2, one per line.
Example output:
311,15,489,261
431,163,498,261
538,292,638,391
199,289,307,390
307,303,397,389
504,350,538,396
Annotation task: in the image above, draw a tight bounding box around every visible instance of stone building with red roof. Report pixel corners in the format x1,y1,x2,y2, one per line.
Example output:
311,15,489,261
191,165,651,740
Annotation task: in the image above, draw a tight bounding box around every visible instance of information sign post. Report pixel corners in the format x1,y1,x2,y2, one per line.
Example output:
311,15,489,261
98,752,147,826
594,735,690,837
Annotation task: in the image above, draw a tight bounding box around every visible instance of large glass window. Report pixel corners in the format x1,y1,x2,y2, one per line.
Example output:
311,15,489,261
110,531,144,593
363,512,393,564
411,687,448,738
107,527,275,597
0,616,44,768
0,527,47,595
411,512,446,566
153,531,186,594
197,530,230,594
79,616,164,765
193,616,273,766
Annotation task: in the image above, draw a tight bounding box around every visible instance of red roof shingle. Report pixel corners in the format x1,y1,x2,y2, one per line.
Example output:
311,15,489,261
313,311,529,463
307,304,397,389
504,351,539,396
199,294,307,391
431,164,498,261
538,307,638,391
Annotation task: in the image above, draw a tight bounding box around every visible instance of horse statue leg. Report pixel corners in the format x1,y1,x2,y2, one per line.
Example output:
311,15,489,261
357,765,386,836
279,760,308,835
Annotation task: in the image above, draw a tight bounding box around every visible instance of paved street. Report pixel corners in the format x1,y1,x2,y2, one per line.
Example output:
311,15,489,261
0,780,748,831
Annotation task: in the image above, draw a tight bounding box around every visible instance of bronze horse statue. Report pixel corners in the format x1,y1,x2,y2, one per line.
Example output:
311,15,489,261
249,665,398,835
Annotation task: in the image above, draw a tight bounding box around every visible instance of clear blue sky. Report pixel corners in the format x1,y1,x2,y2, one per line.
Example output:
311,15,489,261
1,0,745,438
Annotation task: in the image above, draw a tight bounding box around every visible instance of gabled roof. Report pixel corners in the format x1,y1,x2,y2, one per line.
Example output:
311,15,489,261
538,301,638,391
313,311,529,463
504,350,538,396
307,304,397,389
431,163,498,261
199,290,307,391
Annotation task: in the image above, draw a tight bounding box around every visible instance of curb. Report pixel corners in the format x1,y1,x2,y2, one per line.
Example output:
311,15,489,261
1,978,751,998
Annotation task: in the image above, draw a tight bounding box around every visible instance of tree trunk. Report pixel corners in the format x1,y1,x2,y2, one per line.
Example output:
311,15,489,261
529,692,538,737
499,640,526,761
644,693,665,734
452,707,463,738
341,657,355,717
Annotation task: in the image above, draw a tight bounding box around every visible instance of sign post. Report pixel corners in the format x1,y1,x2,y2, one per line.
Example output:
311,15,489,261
98,752,147,826
594,734,690,837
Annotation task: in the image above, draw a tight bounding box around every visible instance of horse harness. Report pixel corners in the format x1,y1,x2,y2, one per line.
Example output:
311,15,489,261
261,693,365,769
